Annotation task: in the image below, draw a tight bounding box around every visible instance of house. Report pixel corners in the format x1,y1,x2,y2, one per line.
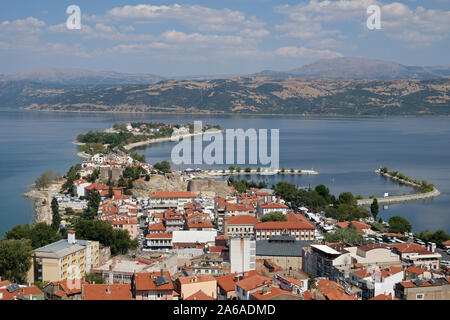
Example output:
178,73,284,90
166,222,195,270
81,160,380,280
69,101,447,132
27,231,99,283
73,179,90,198
44,280,85,300
171,230,217,249
190,253,224,276
132,271,175,300
256,236,311,271
90,257,156,284
225,202,255,218
302,244,352,281
235,274,273,300
316,279,357,300
250,286,301,300
149,191,198,211
174,275,217,300
145,232,173,250
273,273,309,295
188,220,214,231
349,265,404,300
395,278,450,300
256,202,289,217
185,290,215,300
81,283,133,300
255,218,315,241
0,284,44,300
164,209,185,231
216,271,260,300
344,244,402,267
390,242,441,270
98,215,138,239
148,222,166,234
225,215,259,238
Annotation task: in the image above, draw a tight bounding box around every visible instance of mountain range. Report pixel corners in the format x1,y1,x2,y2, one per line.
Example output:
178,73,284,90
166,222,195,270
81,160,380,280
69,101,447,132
1,57,449,85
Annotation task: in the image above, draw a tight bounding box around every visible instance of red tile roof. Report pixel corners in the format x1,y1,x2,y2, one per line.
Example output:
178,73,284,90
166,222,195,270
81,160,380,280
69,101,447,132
225,202,254,212
336,221,371,233
188,220,213,229
134,272,174,291
317,279,357,300
406,266,425,275
216,271,260,292
82,284,132,300
370,293,398,300
184,290,215,300
235,275,272,292
226,215,259,225
390,242,431,254
259,203,288,209
250,286,299,300
148,222,166,231
146,232,173,239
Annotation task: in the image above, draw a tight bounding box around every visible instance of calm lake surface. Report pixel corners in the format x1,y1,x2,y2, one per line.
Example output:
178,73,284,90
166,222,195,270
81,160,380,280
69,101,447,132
1,109,449,236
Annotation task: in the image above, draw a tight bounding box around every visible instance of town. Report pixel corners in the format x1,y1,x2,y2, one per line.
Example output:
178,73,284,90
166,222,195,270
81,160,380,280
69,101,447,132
1,143,450,302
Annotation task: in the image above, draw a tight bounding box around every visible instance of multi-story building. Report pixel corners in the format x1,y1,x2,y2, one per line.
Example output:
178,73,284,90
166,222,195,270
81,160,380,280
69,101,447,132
148,191,198,212
302,244,352,281
174,275,217,300
390,242,442,270
349,265,404,300
256,236,311,271
190,253,224,276
395,278,450,300
230,237,256,274
27,231,99,283
224,215,259,238
256,202,289,218
255,218,315,241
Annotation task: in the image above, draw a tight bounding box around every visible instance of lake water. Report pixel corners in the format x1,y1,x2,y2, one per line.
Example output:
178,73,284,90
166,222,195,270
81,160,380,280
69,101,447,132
1,109,449,236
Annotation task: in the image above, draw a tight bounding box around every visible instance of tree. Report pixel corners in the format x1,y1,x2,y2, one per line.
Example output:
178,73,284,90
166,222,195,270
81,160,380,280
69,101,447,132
0,239,33,283
35,170,61,189
315,184,331,203
30,223,61,249
273,182,299,203
324,227,364,245
85,272,104,284
153,160,171,174
261,212,287,222
229,165,235,173
337,192,357,206
82,191,101,220
370,198,379,220
307,273,317,290
51,198,61,231
245,167,251,173
388,216,412,233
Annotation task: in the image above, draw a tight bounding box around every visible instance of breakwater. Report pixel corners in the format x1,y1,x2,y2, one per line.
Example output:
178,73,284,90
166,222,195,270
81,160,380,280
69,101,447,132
357,170,440,206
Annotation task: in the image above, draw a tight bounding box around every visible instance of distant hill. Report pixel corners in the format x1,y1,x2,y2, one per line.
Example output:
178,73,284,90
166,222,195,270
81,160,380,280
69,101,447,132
1,77,449,115
252,57,450,80
0,68,167,85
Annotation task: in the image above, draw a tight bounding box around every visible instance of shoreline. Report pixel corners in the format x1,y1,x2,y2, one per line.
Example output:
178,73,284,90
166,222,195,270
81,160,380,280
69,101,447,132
22,179,66,225
9,107,450,118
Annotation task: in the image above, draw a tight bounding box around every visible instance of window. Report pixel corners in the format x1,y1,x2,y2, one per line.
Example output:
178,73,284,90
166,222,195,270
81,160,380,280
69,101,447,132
416,294,424,300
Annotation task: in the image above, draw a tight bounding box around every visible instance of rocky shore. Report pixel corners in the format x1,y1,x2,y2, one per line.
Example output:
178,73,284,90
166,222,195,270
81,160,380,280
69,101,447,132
22,179,65,225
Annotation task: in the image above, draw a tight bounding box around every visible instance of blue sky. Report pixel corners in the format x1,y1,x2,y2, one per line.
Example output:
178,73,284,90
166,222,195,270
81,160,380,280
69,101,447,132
0,0,449,76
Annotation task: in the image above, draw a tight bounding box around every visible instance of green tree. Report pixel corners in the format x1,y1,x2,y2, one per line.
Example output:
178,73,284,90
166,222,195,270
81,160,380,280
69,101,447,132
85,272,104,284
51,198,61,231
153,160,171,174
30,223,61,249
324,227,364,245
315,184,331,203
337,192,357,206
388,216,412,233
0,239,33,283
261,212,287,222
245,167,251,173
273,182,299,203
229,165,235,173
370,198,379,221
